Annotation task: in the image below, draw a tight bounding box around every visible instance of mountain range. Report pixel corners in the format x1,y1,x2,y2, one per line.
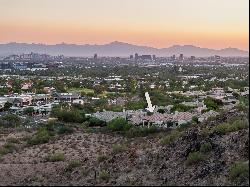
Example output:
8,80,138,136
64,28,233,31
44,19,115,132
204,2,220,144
0,41,248,57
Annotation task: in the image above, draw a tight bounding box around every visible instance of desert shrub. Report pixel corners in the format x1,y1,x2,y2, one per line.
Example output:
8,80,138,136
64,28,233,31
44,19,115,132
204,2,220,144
0,114,21,128
0,142,17,156
65,160,81,171
6,137,20,144
125,126,158,138
112,144,127,155
228,119,249,132
81,121,90,128
99,170,110,181
0,147,9,155
192,116,199,124
200,127,210,137
200,142,212,153
229,162,249,183
57,125,74,134
161,130,182,145
51,108,85,123
214,119,249,135
206,115,218,122
107,118,132,132
71,103,85,110
178,121,192,131
88,117,106,127
97,155,108,163
186,151,203,166
44,121,73,135
204,96,223,111
46,152,65,162
23,107,35,116
27,128,53,145
214,123,228,134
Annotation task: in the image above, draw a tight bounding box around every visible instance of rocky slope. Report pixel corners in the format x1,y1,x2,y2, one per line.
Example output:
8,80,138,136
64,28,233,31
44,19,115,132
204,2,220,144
0,113,249,186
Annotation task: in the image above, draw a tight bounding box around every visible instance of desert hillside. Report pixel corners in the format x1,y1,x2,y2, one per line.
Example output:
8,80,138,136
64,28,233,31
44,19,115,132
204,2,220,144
0,111,249,186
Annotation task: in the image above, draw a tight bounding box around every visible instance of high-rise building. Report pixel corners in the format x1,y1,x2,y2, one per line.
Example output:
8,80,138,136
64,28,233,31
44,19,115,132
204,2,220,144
141,55,152,60
215,55,220,62
94,53,98,59
179,54,184,61
171,54,176,61
129,55,133,59
135,53,139,60
152,55,156,60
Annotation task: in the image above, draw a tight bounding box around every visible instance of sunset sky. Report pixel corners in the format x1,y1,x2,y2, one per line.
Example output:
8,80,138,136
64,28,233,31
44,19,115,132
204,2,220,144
0,0,249,50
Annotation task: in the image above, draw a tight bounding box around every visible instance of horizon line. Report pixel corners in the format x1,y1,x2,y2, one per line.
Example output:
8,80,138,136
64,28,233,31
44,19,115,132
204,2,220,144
0,41,249,52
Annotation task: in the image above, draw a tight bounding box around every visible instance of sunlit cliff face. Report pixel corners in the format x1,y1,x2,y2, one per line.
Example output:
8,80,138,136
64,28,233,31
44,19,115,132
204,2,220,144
0,0,248,50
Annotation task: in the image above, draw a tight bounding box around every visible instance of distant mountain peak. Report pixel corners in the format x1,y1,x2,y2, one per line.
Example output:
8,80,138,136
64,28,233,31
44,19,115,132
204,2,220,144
109,41,130,45
0,42,248,57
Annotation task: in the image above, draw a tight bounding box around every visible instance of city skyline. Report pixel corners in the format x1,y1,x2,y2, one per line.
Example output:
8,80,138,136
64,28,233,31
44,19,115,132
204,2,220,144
0,0,249,50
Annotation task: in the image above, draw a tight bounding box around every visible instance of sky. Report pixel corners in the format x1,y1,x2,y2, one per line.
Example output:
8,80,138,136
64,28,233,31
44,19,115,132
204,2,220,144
0,0,249,50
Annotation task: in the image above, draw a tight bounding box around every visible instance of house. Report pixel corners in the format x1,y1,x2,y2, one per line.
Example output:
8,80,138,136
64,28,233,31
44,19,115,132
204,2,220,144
43,87,56,93
9,106,23,115
92,111,127,122
0,97,8,109
129,111,195,129
211,87,225,96
72,99,84,105
108,97,126,106
155,105,173,113
172,111,195,126
32,94,51,102
21,82,33,90
52,92,80,102
7,95,32,107
142,113,173,127
39,104,53,115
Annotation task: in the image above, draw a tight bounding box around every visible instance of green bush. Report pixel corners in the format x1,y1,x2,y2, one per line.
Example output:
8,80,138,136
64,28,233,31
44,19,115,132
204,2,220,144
27,128,53,145
214,123,228,134
125,126,158,138
50,108,86,123
44,121,73,135
23,107,35,116
99,170,110,181
192,116,199,124
112,144,127,155
214,119,249,135
171,104,195,112
65,160,81,171
186,151,203,166
161,130,182,145
97,155,108,163
6,137,20,144
0,147,9,155
57,125,74,134
0,142,17,156
0,114,21,128
88,117,105,127
228,119,249,132
200,128,210,137
107,118,132,132
200,142,212,153
204,97,223,111
46,152,65,162
229,162,249,183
